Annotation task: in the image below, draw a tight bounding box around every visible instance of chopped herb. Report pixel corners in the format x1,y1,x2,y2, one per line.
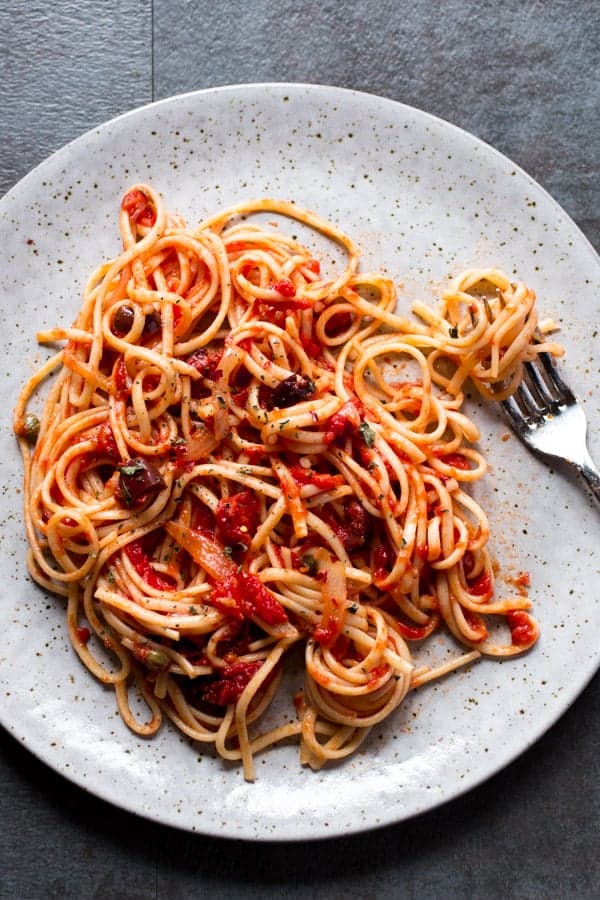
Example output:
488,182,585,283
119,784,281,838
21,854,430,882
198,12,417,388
358,421,376,447
279,419,290,430
302,554,319,577
223,545,234,558
119,461,146,477
483,298,493,323
348,603,359,614
449,325,459,339
189,606,198,615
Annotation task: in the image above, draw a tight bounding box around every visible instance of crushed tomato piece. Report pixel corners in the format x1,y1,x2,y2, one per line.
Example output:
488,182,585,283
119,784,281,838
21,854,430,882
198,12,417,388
201,660,263,706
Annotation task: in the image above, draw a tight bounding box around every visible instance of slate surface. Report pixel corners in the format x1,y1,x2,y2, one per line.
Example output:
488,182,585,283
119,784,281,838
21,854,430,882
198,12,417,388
1,1,598,898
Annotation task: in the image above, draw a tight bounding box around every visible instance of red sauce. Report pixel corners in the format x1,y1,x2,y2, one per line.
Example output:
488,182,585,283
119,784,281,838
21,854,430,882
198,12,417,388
113,358,131,397
440,453,472,471
96,421,119,459
215,489,260,547
125,539,176,592
373,542,393,582
320,499,371,553
172,305,183,328
324,311,353,337
313,610,342,646
288,466,345,490
323,398,363,444
300,333,321,359
304,258,320,274
396,617,438,641
462,608,487,642
467,568,493,599
240,573,289,625
121,189,156,227
270,278,296,298
75,626,91,643
367,664,388,686
186,347,224,382
211,572,288,625
201,660,263,706
507,610,537,646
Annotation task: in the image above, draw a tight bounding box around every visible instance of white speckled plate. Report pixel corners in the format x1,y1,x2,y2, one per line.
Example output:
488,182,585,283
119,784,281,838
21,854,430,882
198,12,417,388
1,84,599,841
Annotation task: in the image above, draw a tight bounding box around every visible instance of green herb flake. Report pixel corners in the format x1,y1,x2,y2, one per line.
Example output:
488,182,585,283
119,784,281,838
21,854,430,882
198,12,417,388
223,546,234,559
448,324,459,339
358,421,376,447
119,461,145,477
301,554,319,577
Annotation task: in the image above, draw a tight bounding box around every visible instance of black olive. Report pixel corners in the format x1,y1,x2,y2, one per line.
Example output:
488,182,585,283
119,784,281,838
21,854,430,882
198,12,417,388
118,458,166,506
268,374,316,409
113,305,135,335
143,311,161,336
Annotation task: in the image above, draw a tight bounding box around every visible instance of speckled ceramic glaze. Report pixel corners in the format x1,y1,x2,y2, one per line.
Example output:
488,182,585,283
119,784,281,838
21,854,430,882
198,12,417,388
1,84,599,841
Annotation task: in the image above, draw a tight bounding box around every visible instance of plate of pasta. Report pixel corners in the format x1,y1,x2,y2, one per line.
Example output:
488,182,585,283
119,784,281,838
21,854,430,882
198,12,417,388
1,84,599,840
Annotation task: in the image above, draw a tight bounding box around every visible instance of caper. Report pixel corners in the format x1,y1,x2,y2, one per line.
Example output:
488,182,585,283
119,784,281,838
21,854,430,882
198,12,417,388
23,413,40,442
145,649,169,669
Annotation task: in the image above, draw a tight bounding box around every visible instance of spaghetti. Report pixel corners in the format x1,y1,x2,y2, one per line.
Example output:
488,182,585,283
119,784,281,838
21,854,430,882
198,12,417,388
14,185,563,780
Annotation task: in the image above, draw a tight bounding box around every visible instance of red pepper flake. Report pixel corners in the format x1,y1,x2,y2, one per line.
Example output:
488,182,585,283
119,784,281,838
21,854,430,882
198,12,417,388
75,626,91,644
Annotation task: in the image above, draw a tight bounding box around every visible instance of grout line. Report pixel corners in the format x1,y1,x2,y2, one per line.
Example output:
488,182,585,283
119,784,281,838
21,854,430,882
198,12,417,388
151,0,155,101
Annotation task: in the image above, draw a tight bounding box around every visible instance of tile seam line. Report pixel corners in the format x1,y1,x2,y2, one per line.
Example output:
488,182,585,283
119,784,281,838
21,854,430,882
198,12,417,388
151,0,155,102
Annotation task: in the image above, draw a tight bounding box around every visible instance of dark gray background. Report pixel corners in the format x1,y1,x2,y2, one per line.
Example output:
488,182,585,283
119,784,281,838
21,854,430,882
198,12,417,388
1,1,598,897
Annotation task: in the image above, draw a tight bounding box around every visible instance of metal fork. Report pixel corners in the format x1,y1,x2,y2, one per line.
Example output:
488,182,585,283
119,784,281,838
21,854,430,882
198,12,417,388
500,352,600,502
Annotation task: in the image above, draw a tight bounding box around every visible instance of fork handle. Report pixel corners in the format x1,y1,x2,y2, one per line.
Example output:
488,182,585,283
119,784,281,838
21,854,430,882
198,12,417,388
580,453,600,503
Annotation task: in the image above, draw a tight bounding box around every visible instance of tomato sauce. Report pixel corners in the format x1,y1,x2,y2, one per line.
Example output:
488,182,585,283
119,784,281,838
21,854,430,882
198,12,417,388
125,539,176,592
507,610,537,646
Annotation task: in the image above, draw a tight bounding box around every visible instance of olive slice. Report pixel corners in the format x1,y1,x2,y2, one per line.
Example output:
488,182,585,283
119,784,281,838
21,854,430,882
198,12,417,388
118,458,165,506
269,374,316,409
113,305,135,335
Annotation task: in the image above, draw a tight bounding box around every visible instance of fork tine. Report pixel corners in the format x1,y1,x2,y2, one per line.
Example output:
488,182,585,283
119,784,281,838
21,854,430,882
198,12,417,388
536,351,577,405
522,361,561,415
500,393,530,432
507,370,546,425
